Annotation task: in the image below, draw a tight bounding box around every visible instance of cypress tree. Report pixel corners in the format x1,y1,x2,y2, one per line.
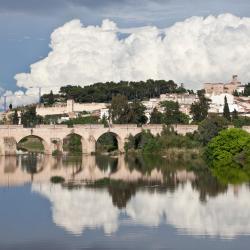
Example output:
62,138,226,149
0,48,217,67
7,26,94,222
232,109,238,121
223,96,231,121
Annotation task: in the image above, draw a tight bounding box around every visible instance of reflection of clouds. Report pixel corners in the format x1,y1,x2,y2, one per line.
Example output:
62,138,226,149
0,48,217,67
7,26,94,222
32,182,250,239
127,183,250,238
32,184,119,235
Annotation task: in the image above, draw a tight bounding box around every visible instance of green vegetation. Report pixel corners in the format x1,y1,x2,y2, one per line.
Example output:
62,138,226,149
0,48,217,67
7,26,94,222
223,96,231,121
160,100,189,124
96,133,118,153
20,106,43,128
41,79,189,104
109,95,147,124
205,128,250,183
190,90,210,122
125,127,201,156
17,136,44,153
61,116,99,127
50,176,65,184
63,134,82,155
195,115,229,145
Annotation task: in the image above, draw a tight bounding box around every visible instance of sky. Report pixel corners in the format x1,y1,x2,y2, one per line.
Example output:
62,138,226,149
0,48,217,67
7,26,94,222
1,0,250,106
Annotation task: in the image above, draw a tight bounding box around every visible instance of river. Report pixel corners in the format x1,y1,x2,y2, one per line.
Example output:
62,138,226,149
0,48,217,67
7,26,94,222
0,154,249,250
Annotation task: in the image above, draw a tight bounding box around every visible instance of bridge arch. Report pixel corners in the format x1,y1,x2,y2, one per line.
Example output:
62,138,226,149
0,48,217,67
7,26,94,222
17,135,51,154
62,133,86,155
96,132,124,153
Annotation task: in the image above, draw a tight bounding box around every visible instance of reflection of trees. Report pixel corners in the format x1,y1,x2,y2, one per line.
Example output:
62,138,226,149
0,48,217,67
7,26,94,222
191,169,228,202
4,156,18,173
96,155,118,173
108,181,136,209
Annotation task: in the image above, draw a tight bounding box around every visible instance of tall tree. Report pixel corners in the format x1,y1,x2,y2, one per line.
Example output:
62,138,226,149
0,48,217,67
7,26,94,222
161,101,189,124
109,95,130,124
12,110,19,125
243,83,250,96
21,106,43,127
48,90,55,106
232,109,238,121
128,100,147,124
150,107,163,124
223,96,231,121
190,90,210,123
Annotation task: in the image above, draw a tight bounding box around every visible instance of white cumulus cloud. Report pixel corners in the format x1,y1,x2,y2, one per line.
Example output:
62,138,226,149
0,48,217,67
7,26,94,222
14,14,250,91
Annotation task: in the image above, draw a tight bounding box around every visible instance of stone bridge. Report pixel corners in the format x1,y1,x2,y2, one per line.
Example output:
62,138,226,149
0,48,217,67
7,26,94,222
0,124,199,156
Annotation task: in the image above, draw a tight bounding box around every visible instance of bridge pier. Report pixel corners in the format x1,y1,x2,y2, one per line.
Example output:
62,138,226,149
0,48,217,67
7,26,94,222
2,137,17,156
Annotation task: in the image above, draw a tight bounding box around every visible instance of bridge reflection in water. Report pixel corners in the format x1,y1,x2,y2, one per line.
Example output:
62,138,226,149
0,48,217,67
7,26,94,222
2,154,250,240
0,154,196,187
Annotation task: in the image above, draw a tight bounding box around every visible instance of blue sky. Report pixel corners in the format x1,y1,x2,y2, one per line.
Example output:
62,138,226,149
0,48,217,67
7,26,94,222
1,0,250,92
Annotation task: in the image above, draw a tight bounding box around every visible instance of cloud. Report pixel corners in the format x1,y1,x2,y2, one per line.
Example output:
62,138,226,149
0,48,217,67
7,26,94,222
32,182,250,238
32,184,119,235
0,89,39,110
14,14,250,91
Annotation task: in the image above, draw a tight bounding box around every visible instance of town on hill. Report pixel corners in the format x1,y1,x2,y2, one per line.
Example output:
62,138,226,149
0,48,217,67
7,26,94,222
1,75,250,127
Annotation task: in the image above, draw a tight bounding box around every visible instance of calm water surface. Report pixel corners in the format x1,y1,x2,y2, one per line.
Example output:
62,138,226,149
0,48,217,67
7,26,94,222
0,154,250,250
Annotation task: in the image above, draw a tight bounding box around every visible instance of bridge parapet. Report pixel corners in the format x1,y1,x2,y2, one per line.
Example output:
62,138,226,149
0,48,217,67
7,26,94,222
142,124,164,130
35,125,68,129
111,124,138,129
0,125,24,129
73,124,105,129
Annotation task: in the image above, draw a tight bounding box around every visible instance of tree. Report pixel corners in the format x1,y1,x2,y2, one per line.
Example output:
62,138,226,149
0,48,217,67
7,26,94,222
48,90,55,106
161,101,189,124
205,128,250,183
150,107,163,124
128,100,148,124
197,115,229,145
12,110,19,125
109,95,130,124
190,90,210,123
232,109,238,121
223,96,231,121
21,106,43,127
243,83,250,96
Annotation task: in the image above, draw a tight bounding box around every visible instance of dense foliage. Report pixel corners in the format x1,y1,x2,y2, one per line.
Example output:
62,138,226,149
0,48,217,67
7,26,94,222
109,95,148,124
125,127,200,155
190,90,210,122
20,106,43,128
205,128,250,183
40,80,189,104
195,115,229,145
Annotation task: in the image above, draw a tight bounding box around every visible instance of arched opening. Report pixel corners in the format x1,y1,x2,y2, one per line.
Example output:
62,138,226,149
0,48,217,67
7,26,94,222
96,132,120,154
125,132,144,152
17,135,47,154
63,133,83,155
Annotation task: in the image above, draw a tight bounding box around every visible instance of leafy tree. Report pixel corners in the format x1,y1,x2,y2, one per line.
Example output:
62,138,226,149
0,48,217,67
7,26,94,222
232,109,238,121
21,106,43,128
161,101,189,124
12,110,19,125
48,90,55,106
196,115,229,145
205,128,250,183
128,100,147,124
109,95,130,124
55,80,191,103
233,116,250,128
223,96,231,121
243,83,250,96
190,90,210,122
150,107,163,124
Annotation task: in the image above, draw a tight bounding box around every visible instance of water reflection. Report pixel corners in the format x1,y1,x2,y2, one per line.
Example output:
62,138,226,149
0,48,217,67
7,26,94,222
0,154,250,239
